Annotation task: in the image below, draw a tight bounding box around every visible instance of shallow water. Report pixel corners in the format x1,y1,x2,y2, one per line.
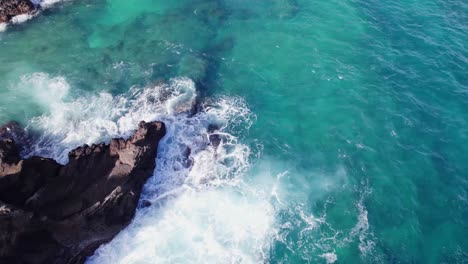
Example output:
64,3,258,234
0,0,467,263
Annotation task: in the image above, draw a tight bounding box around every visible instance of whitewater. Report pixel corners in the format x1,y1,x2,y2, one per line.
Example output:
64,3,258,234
0,69,381,263
9,72,373,264
17,73,278,263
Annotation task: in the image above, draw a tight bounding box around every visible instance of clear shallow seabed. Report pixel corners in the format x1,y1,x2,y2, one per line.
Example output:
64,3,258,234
0,0,467,263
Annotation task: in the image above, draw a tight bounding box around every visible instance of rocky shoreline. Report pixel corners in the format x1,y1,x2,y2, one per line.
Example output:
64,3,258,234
0,0,39,24
0,121,166,263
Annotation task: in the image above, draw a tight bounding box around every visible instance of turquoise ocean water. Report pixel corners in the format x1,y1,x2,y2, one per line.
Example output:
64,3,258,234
0,0,467,263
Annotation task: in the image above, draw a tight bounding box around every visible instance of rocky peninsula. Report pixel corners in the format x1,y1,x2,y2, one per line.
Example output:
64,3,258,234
0,121,166,263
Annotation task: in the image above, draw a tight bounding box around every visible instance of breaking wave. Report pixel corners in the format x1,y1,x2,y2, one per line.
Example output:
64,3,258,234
17,73,277,263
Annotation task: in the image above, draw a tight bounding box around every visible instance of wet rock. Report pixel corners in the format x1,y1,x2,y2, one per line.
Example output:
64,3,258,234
207,124,222,149
209,134,221,149
139,199,152,208
181,146,193,168
0,120,31,156
0,0,37,24
0,121,26,142
0,121,166,263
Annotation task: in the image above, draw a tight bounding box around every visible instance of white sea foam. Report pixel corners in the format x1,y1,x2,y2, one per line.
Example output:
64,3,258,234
0,23,7,32
19,73,70,105
26,75,197,162
348,187,376,257
11,14,33,24
0,73,70,129
89,189,274,264
352,200,376,256
320,252,338,264
40,0,66,8
21,73,276,263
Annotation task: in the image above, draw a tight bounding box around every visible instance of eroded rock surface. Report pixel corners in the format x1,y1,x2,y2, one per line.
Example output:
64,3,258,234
0,0,37,23
0,121,166,264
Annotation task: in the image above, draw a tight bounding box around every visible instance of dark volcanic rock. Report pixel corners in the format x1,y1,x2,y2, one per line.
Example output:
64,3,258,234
0,121,31,163
0,121,25,140
0,0,37,23
0,121,166,264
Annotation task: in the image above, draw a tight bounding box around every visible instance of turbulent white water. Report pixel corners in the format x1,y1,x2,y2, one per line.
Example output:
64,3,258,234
11,14,33,24
0,14,33,33
39,0,66,8
9,73,375,263
18,73,277,263
0,0,66,32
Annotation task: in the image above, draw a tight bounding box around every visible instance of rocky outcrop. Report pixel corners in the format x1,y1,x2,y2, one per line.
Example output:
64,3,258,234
0,0,37,23
0,121,166,263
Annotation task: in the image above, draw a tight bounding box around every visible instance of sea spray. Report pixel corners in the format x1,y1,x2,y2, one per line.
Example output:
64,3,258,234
39,0,67,8
11,14,34,24
19,73,277,263
26,76,196,162
7,73,373,263
86,82,276,263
